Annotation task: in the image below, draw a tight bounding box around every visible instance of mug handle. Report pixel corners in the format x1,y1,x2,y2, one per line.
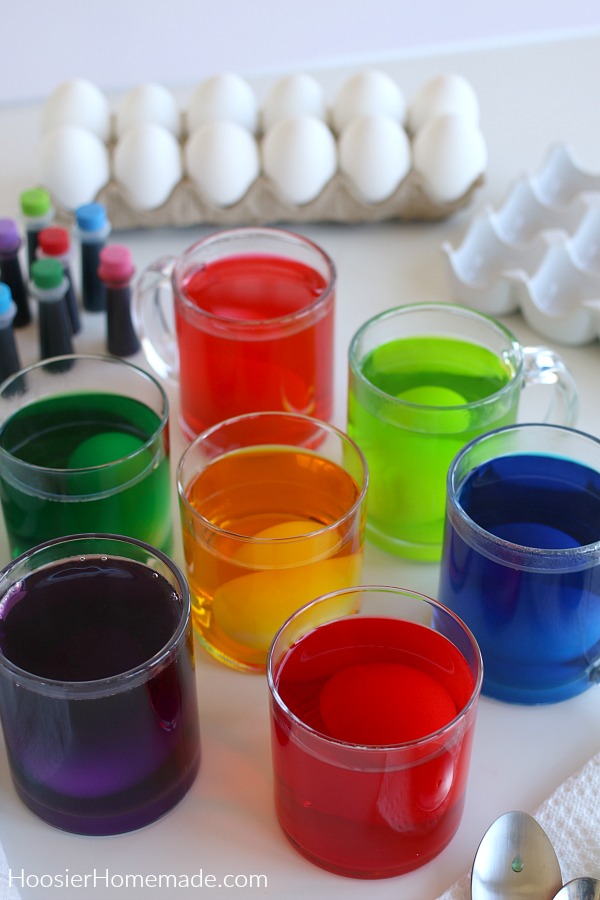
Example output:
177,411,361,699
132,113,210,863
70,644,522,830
134,256,179,384
522,345,579,426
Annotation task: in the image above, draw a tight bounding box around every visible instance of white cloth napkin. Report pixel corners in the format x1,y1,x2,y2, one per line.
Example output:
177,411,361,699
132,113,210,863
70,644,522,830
0,841,21,900
438,751,600,899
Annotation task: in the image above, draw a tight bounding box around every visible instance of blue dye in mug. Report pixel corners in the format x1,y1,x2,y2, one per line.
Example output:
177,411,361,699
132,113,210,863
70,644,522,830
438,424,600,704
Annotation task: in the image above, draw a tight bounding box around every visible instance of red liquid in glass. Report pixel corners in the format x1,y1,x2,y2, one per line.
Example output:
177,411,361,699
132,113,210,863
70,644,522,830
271,616,476,878
177,254,334,437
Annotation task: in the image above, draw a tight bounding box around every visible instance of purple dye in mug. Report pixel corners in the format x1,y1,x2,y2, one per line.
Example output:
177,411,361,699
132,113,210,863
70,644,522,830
0,554,200,834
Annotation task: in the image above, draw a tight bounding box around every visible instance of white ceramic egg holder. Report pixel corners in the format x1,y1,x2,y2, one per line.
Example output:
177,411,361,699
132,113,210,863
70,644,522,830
443,143,600,345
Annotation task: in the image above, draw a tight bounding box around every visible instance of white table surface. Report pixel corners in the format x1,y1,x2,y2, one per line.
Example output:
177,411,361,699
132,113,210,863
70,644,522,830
1,32,600,900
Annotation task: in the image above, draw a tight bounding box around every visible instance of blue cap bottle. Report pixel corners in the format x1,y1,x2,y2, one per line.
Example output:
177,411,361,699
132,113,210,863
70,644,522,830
75,202,111,312
0,283,22,382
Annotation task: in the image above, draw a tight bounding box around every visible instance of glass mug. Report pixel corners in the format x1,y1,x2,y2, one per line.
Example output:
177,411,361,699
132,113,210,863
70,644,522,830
267,585,482,878
0,534,200,835
135,226,336,441
177,411,367,672
438,423,600,704
0,354,172,559
347,302,579,561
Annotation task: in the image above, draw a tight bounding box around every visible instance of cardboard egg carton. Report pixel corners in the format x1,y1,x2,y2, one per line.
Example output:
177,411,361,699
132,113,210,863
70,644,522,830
443,143,600,345
96,169,484,231
38,72,487,230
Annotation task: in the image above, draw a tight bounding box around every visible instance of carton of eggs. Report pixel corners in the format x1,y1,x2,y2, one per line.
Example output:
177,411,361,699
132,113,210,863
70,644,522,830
36,71,486,227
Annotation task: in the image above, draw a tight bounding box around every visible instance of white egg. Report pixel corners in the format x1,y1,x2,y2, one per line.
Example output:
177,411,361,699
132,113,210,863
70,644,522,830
184,121,260,207
187,73,258,134
42,79,111,142
408,73,480,133
339,114,411,203
261,73,326,132
262,115,337,206
116,82,181,138
331,69,406,133
412,113,487,204
113,123,182,210
37,125,110,210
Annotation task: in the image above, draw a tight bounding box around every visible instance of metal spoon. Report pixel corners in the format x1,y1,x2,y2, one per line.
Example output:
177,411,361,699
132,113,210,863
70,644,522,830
471,810,563,899
553,879,600,900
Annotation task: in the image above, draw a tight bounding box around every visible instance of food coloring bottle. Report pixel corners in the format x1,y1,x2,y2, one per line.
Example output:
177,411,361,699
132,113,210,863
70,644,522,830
75,202,111,312
0,217,30,327
30,258,73,361
37,226,81,335
0,282,22,382
98,244,140,357
20,187,54,271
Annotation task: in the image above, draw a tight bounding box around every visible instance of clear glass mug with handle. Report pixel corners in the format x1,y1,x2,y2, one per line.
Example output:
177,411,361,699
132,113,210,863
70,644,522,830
347,302,579,561
135,226,336,441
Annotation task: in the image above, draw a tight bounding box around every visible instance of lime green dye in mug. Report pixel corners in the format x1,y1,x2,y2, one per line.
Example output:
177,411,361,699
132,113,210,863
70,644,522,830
348,334,517,560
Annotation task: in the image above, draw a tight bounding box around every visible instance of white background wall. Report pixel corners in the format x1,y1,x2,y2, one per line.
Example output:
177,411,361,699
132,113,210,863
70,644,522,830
2,0,600,104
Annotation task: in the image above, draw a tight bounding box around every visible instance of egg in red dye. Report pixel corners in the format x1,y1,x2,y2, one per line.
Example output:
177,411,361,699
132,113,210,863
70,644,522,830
319,661,457,745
